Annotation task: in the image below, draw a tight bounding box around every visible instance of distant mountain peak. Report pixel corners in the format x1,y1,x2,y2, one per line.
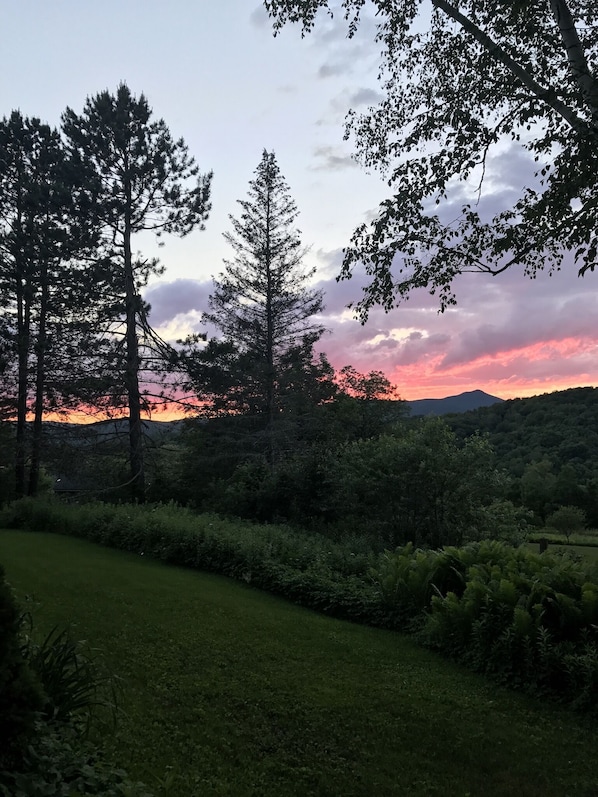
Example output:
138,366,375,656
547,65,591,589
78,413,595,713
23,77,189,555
407,390,504,417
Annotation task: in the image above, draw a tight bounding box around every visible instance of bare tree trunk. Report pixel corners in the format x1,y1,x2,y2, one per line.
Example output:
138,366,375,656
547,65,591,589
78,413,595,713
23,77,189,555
264,183,276,470
123,202,145,502
15,277,29,498
27,253,49,497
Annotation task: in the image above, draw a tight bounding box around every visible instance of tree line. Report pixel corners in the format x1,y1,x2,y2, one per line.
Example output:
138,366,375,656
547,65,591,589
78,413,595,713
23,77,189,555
0,85,400,505
0,85,212,500
446,387,598,528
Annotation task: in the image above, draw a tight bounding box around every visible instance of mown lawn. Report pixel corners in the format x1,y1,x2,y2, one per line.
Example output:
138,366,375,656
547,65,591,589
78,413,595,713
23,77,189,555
1,529,597,797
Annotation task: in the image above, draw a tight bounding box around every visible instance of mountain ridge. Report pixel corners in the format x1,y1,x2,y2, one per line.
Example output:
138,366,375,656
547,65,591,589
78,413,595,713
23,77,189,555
406,389,504,417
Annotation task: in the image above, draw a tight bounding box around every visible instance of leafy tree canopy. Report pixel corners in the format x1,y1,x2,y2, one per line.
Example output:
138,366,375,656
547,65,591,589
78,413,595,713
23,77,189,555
264,1,598,318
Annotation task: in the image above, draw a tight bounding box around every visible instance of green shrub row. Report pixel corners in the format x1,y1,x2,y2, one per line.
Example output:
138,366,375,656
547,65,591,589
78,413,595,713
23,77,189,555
0,499,384,626
375,541,598,710
2,498,598,713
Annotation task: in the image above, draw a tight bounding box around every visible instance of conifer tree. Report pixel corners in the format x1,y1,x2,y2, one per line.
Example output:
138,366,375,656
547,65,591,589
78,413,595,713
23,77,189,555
62,84,212,500
180,150,330,466
0,111,100,496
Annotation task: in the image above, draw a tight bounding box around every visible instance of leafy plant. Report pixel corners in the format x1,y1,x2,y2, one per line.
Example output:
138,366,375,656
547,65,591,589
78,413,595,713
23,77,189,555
21,621,118,729
0,720,153,797
0,565,45,769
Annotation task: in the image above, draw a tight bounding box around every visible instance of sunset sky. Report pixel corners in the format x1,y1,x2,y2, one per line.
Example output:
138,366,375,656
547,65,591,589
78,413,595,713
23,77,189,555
3,1,598,402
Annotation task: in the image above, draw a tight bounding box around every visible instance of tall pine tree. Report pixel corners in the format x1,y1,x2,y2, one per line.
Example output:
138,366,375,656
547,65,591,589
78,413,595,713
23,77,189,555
62,84,212,500
0,111,101,497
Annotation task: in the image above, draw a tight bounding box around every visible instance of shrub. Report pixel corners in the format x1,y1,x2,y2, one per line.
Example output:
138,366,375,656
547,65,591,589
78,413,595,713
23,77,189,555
419,543,598,702
0,564,45,769
0,721,153,797
546,505,587,542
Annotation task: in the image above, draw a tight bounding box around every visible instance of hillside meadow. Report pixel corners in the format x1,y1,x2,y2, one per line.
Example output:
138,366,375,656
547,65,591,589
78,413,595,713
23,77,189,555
1,529,597,797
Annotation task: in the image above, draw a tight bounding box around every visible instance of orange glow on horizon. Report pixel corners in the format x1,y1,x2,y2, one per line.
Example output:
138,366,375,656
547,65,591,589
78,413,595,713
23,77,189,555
39,406,196,425
18,334,598,423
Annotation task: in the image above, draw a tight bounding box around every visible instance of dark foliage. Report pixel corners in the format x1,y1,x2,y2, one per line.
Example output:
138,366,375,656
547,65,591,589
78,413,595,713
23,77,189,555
0,565,44,769
444,387,598,523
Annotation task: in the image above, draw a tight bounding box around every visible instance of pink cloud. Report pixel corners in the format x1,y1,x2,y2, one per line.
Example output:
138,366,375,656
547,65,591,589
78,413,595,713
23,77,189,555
144,240,598,403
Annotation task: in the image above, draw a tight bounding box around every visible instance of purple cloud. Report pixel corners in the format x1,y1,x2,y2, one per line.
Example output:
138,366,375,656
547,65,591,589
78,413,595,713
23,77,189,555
144,279,212,326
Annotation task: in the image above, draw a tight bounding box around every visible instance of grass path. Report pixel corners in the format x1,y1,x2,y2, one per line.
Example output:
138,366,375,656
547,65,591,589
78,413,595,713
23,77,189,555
1,530,597,797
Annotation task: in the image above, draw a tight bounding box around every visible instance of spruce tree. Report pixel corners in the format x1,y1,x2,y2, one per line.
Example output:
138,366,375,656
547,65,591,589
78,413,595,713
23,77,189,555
181,149,329,466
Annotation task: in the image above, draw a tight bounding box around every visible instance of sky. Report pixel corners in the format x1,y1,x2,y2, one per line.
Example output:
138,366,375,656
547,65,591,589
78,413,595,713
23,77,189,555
3,1,598,402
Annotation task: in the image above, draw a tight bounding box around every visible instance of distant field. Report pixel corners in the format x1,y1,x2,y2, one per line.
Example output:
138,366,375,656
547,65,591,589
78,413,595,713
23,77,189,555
527,540,598,560
1,530,597,797
529,530,598,547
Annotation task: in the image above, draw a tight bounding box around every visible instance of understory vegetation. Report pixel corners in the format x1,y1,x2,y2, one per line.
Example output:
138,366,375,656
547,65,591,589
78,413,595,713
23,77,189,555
0,561,150,796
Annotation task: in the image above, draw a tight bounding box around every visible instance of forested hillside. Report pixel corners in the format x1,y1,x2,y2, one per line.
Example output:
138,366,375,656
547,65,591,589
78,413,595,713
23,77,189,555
445,387,598,475
445,387,598,525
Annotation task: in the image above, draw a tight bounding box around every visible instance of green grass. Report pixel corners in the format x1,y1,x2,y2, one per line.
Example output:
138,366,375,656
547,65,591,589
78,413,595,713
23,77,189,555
529,530,598,547
1,530,597,797
527,539,598,560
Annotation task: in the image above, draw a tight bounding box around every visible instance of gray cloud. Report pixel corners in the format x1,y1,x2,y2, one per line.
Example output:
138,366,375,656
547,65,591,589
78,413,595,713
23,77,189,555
347,87,384,106
310,6,380,80
144,279,212,326
249,5,269,29
310,6,377,46
318,62,346,79
311,145,358,171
